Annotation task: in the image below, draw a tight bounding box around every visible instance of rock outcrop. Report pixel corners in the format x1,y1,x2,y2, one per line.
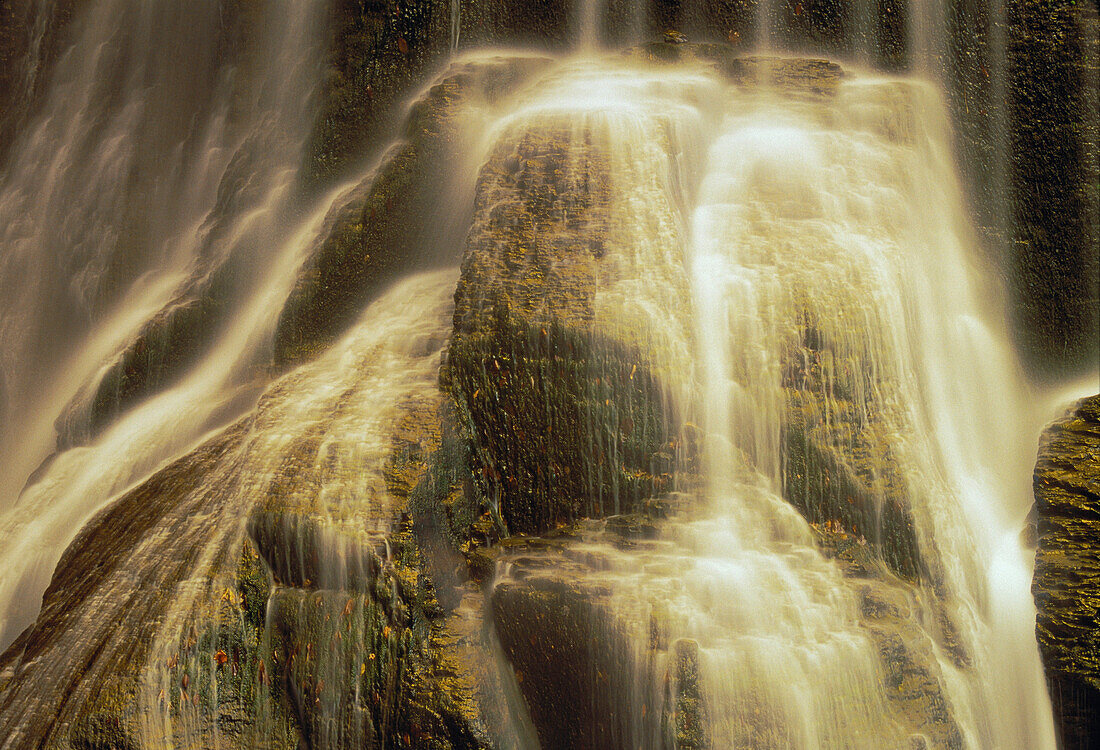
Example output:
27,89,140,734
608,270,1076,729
1008,0,1099,377
1032,394,1100,749
275,55,549,368
0,420,250,750
0,282,488,749
444,92,692,536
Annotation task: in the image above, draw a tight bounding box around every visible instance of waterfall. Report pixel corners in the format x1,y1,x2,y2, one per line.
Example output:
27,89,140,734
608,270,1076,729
686,73,1053,748
0,1,1078,748
0,0,327,650
481,57,1056,748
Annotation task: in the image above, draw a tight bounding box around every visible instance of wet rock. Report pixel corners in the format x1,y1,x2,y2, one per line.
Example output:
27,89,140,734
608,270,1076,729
305,0,451,189
265,582,481,750
275,55,548,368
78,291,227,443
0,420,250,750
624,45,844,101
68,124,297,444
785,388,924,583
445,110,689,535
670,638,707,749
69,714,139,750
723,55,844,98
865,622,964,749
1031,394,1100,749
452,0,571,50
780,304,926,584
625,40,737,66
813,524,966,748
491,570,647,749
0,363,489,748
1009,0,1099,377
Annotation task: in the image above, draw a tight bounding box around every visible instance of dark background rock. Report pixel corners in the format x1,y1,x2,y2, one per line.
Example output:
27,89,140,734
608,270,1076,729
1008,0,1099,381
0,0,80,169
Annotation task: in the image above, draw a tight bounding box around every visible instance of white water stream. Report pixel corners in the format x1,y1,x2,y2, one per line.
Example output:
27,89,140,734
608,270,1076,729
484,56,1057,748
0,0,327,649
0,1,1074,747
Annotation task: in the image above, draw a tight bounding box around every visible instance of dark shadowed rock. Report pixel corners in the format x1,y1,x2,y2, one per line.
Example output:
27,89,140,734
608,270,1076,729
1031,394,1100,749
444,110,689,536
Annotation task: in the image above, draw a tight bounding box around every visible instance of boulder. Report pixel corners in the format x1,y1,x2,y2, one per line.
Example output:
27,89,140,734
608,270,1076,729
445,107,690,536
1031,394,1100,749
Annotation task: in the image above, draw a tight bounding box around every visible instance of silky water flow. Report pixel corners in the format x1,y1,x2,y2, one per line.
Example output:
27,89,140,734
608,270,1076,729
0,2,1062,748
480,56,1056,749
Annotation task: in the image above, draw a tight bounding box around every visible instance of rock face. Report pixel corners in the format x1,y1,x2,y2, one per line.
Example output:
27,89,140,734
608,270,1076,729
0,396,488,749
305,0,575,191
0,420,250,750
486,515,965,750
0,271,487,749
1008,0,1099,377
275,55,549,368
304,0,452,190
444,93,693,536
1032,394,1100,749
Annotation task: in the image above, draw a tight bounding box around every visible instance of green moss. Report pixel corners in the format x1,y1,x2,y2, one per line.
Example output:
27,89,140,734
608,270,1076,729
671,639,708,750
444,114,684,537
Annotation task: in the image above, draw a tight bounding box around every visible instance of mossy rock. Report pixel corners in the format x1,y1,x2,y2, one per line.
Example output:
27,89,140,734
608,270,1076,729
445,110,690,536
275,55,549,368
779,306,926,584
783,387,924,582
304,0,451,190
1031,394,1100,748
809,524,966,749
0,419,250,749
723,55,844,98
452,0,572,50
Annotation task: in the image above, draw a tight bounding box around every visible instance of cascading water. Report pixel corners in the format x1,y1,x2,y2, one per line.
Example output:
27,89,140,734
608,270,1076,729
0,0,328,649
684,73,1053,747
0,1,1079,748
481,55,1056,748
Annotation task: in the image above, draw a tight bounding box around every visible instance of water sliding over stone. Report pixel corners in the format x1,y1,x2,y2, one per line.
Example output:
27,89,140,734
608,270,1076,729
0,4,1072,748
0,270,471,748
0,0,327,648
480,53,1055,749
